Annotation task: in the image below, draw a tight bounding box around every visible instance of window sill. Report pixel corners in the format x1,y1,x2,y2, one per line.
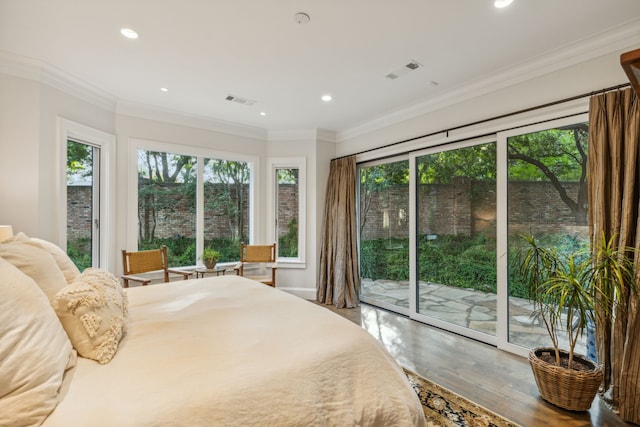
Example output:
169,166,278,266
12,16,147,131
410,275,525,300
276,259,306,269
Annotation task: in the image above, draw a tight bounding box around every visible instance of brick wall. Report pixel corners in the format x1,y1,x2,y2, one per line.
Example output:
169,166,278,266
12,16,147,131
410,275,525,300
360,180,585,239
68,180,583,242
67,183,299,241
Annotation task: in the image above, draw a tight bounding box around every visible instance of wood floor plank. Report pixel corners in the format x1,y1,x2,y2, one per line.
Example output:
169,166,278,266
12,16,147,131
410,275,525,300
314,301,633,427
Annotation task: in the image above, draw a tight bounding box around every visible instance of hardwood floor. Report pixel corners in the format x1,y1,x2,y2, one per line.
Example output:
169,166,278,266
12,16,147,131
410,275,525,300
314,301,634,427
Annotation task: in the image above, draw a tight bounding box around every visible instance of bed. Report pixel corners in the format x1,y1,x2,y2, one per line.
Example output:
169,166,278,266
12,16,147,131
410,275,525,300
0,234,426,427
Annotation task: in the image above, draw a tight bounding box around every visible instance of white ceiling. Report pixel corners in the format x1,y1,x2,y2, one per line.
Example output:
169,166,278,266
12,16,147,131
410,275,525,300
1,0,639,136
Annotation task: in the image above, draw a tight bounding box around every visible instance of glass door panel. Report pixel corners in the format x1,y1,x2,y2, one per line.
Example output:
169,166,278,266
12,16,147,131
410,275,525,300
416,142,497,336
506,122,588,355
359,159,410,313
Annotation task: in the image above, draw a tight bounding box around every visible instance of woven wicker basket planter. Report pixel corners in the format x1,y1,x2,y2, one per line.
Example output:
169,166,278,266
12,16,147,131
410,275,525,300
529,347,603,411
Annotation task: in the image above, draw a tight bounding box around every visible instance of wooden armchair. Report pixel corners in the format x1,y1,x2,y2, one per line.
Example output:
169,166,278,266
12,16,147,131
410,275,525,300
234,243,277,287
121,245,192,287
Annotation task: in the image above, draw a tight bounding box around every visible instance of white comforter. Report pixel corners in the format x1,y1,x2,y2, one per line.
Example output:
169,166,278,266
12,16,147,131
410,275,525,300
44,276,426,426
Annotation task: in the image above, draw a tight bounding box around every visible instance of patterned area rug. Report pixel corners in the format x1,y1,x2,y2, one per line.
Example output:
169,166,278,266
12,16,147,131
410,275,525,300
404,368,522,427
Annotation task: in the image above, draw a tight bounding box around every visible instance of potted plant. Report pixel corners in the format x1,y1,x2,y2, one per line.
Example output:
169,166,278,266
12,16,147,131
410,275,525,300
518,232,637,411
200,248,220,270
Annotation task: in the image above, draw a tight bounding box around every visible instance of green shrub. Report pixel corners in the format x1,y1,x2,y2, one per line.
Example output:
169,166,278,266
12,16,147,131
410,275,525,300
66,237,92,271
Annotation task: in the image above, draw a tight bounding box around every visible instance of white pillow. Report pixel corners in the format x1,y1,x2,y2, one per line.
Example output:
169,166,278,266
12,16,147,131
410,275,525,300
54,268,128,364
0,256,77,427
0,241,68,303
5,232,81,283
30,237,81,283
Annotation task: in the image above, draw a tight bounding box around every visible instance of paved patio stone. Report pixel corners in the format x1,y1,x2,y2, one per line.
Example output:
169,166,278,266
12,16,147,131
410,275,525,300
361,277,586,352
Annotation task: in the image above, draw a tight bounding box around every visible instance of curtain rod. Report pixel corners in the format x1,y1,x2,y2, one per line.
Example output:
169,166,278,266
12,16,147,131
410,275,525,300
333,82,631,161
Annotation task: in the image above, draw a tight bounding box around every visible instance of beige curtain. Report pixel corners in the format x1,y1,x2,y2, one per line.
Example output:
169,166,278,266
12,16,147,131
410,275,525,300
588,87,640,423
317,155,360,308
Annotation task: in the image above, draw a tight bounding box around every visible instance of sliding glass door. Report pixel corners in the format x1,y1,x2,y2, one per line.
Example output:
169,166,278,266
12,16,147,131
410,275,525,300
358,158,410,314
501,117,589,356
414,140,497,340
356,113,589,355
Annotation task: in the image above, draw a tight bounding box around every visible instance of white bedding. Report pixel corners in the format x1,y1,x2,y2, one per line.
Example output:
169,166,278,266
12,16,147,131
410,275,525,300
44,276,426,426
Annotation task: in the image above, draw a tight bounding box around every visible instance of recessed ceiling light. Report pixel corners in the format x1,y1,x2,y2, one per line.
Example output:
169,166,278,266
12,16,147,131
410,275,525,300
120,28,139,39
321,94,333,102
160,87,168,92
494,0,513,8
260,112,267,116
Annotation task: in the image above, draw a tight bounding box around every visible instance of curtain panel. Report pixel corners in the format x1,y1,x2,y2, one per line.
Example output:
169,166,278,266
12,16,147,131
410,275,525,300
588,87,640,423
317,155,360,308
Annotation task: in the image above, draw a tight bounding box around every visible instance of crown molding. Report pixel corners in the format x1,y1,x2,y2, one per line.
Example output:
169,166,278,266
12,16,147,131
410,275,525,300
267,128,336,143
336,19,640,143
116,100,267,141
0,51,116,112
0,50,266,141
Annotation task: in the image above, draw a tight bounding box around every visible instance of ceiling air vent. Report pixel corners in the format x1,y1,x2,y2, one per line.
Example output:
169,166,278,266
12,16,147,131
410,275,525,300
385,60,423,80
225,94,256,106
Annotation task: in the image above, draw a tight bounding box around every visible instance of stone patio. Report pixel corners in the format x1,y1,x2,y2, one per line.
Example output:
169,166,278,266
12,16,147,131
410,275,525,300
361,278,587,354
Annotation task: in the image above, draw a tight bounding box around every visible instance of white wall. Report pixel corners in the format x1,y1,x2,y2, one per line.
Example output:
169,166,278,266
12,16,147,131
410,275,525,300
0,73,115,242
0,75,40,236
335,49,633,158
266,132,335,298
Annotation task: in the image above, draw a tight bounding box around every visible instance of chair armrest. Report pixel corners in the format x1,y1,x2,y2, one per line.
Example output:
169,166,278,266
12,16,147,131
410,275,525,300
167,268,194,280
121,274,151,286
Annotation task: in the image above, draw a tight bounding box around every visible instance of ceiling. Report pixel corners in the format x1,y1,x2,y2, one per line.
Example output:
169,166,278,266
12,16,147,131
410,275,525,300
1,0,639,136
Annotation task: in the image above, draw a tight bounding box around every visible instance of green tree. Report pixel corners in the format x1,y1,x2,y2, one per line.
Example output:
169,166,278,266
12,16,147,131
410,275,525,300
205,159,250,242
359,160,409,235
67,140,93,183
417,142,496,184
138,150,196,243
507,123,588,224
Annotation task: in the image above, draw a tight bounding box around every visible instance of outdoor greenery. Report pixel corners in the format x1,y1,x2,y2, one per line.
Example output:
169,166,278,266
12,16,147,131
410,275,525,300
360,232,590,299
67,237,92,271
278,218,298,258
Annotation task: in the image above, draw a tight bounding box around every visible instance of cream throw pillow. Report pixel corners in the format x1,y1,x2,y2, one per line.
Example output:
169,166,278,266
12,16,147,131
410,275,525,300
54,268,129,364
0,241,68,302
0,257,77,427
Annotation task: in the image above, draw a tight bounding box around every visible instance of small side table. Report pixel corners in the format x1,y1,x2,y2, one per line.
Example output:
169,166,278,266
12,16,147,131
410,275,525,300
195,266,226,278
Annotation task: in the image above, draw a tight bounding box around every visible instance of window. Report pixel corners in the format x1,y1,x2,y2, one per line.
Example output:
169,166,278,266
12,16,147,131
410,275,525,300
202,158,251,261
66,140,100,270
59,118,115,271
133,141,256,267
268,158,306,265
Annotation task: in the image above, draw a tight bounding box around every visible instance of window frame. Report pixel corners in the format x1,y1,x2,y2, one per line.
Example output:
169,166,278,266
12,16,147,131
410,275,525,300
58,118,116,271
128,138,259,265
267,157,306,267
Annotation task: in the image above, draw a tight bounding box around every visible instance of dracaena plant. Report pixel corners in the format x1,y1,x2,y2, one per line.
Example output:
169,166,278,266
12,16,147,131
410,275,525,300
518,232,638,369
